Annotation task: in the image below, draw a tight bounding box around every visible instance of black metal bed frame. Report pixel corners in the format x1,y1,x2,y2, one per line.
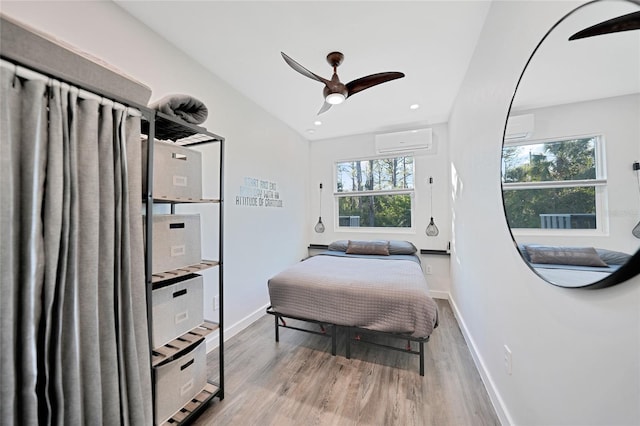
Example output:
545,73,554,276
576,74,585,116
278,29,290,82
266,307,432,376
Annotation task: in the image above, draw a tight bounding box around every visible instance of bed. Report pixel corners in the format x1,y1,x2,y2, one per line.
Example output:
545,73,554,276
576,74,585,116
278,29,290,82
518,244,631,287
267,240,438,375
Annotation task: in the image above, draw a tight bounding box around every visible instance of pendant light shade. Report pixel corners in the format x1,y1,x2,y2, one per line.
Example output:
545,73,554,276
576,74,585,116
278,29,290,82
315,182,325,233
426,217,439,237
425,177,439,237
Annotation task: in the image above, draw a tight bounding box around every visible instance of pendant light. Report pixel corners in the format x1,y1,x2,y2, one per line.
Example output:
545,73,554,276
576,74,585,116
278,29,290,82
425,177,439,237
314,182,325,233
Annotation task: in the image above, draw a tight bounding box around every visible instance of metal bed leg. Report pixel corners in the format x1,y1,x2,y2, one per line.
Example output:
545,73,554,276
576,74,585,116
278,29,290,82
346,327,351,359
275,314,280,342
419,341,424,376
331,325,336,356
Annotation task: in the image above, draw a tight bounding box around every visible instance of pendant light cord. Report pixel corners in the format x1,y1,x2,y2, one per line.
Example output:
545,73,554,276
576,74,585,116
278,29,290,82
314,183,325,233
633,166,640,238
429,177,434,218
425,177,439,237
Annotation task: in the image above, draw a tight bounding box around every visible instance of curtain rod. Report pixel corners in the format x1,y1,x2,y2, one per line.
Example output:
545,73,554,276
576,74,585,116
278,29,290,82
1,58,143,117
0,53,154,117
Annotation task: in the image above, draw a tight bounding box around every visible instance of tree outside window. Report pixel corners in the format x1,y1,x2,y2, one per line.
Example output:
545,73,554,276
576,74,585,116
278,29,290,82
335,156,414,228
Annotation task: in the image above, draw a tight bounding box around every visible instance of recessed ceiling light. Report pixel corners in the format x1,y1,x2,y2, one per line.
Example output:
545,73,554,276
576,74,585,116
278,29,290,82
314,120,322,126
306,129,316,134
410,104,420,110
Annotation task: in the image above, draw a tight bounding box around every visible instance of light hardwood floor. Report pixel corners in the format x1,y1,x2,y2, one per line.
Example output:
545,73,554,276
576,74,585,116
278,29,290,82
194,299,500,426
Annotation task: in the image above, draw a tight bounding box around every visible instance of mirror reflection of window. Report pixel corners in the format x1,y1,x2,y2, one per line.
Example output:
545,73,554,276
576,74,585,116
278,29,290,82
502,136,605,231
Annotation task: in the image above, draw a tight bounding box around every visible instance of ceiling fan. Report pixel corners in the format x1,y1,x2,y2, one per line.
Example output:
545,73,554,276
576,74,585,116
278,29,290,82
281,51,405,115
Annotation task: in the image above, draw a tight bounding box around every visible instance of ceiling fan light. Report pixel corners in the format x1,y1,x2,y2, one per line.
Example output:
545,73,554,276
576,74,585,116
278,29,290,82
326,93,346,105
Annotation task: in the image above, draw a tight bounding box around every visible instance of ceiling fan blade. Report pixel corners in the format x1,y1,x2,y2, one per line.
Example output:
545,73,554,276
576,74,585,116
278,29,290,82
317,101,332,115
569,10,640,40
281,52,329,85
346,72,405,97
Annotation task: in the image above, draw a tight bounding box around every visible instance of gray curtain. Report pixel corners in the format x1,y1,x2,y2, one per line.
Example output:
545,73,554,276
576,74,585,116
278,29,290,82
0,61,151,425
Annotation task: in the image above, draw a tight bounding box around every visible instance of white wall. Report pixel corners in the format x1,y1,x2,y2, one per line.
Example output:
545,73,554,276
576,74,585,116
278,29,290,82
0,1,310,344
510,94,640,255
308,124,451,296
448,1,640,425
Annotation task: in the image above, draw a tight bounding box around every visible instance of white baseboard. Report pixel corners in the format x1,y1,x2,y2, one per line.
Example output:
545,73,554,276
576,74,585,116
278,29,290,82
448,295,512,426
429,290,449,300
205,303,269,353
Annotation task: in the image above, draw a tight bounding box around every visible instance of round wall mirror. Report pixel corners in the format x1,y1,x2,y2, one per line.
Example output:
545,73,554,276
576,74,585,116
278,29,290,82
502,0,640,289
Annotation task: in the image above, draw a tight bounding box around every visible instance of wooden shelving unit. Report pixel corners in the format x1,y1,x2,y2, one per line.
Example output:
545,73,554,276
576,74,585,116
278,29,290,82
142,110,225,425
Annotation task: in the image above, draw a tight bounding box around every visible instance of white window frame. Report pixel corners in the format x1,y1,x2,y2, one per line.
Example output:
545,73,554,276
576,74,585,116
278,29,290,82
333,155,415,233
502,133,608,237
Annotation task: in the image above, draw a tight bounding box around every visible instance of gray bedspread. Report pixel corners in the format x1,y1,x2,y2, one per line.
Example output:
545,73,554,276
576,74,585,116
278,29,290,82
268,253,438,338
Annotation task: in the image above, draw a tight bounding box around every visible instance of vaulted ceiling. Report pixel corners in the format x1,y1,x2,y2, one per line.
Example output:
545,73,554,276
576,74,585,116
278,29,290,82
116,1,492,140
116,1,639,141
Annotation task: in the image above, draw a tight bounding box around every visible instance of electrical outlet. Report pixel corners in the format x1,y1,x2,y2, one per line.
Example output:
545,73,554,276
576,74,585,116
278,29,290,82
503,345,512,375
426,264,433,275
213,296,219,310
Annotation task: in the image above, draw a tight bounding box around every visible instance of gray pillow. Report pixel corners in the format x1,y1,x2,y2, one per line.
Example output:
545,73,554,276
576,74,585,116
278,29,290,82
525,245,607,267
518,244,531,262
329,239,417,255
346,240,390,256
388,240,417,255
595,248,631,265
328,240,349,252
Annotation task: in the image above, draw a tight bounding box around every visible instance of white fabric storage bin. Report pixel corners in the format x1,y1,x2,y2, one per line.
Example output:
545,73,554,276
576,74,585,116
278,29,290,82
142,139,202,201
154,339,207,424
152,214,201,274
152,275,204,348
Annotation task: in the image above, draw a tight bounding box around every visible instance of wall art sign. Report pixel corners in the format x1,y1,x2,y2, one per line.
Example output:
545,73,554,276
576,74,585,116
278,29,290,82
235,177,283,208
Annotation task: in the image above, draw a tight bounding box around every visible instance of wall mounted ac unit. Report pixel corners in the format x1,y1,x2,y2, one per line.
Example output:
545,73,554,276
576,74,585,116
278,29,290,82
375,128,433,154
505,114,534,141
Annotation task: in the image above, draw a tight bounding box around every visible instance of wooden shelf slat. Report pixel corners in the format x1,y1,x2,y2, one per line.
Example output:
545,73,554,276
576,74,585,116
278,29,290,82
153,346,174,357
166,339,190,351
151,260,219,284
160,382,221,425
152,321,219,367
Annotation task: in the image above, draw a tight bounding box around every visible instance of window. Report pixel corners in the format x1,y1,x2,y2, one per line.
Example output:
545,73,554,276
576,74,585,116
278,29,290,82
502,136,606,230
335,156,414,229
